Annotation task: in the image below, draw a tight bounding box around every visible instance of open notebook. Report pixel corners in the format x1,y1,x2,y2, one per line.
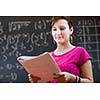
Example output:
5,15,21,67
17,52,60,83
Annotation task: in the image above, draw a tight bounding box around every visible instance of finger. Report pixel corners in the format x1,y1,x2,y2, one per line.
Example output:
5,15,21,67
28,74,34,78
53,73,58,75
28,74,34,83
54,75,66,83
28,74,32,77
28,74,30,77
29,77,34,83
53,72,61,76
53,74,65,80
53,73,64,77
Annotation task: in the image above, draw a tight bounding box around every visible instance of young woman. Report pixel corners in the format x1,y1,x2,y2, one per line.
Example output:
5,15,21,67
28,16,94,83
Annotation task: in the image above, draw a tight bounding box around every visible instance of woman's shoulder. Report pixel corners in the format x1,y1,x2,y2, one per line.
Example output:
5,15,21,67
76,46,86,51
74,46,89,55
75,46,90,56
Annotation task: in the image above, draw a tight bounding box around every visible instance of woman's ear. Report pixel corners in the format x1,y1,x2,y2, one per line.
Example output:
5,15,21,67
70,27,74,34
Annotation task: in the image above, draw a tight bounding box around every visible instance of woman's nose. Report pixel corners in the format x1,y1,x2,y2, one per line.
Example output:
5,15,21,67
55,29,61,35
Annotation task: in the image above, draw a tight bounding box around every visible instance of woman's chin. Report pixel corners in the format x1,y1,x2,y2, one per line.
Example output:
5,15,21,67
56,40,65,44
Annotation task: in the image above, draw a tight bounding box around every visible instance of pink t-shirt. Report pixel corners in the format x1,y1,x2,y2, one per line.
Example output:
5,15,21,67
51,46,92,77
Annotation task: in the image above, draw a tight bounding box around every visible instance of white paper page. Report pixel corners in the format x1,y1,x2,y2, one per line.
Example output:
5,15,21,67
17,52,60,83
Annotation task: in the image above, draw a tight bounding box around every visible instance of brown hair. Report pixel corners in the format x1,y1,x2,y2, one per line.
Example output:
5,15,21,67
51,16,74,29
51,16,76,44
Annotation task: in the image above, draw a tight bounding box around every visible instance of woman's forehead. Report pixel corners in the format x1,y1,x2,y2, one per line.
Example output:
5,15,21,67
52,19,68,27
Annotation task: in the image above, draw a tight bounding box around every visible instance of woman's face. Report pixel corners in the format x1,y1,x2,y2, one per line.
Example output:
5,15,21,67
51,19,73,44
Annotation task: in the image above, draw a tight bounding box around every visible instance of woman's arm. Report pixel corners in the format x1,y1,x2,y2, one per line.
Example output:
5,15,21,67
79,60,94,83
53,60,94,83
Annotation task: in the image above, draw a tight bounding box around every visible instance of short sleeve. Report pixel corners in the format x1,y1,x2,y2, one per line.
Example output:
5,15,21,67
79,48,92,66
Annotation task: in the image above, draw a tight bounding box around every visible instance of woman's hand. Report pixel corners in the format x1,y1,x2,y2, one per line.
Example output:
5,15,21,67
28,72,76,83
53,72,76,83
28,74,41,83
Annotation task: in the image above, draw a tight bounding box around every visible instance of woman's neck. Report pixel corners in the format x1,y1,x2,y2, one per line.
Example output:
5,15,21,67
54,43,75,55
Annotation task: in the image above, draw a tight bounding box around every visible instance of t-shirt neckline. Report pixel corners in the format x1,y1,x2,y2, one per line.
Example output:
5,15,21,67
52,46,78,57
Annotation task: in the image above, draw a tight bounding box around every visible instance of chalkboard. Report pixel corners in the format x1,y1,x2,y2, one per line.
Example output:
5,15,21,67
0,16,100,82
73,16,100,82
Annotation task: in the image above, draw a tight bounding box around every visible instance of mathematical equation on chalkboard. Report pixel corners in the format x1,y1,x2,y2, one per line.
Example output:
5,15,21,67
0,17,53,82
74,17,100,76
0,19,51,59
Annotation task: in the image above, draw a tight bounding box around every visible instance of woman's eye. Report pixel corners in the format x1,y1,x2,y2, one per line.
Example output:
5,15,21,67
60,27,66,30
53,28,57,31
